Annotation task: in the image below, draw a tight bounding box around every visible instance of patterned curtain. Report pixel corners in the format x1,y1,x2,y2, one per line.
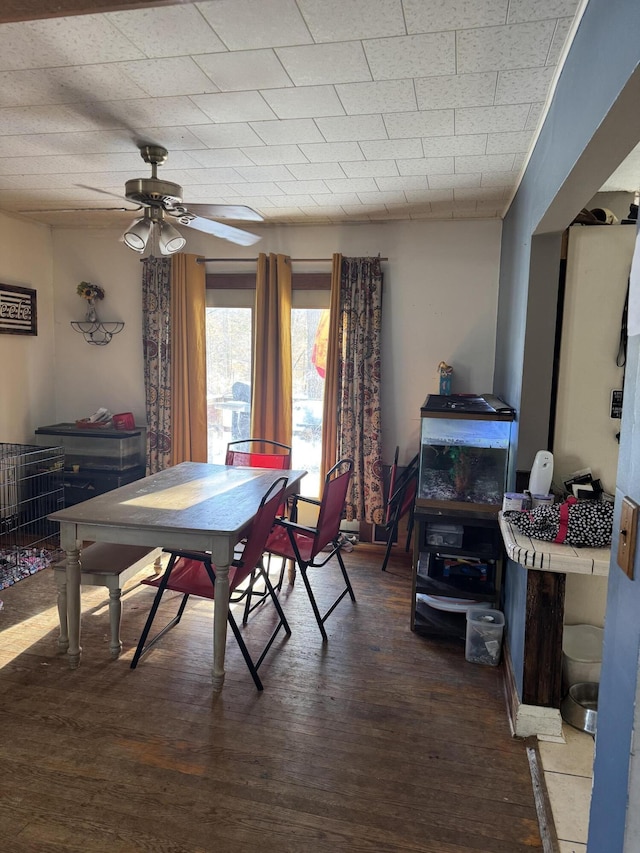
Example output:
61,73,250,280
142,257,172,473
337,257,384,524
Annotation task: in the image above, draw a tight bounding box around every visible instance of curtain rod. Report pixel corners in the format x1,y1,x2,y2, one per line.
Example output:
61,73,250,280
196,256,388,263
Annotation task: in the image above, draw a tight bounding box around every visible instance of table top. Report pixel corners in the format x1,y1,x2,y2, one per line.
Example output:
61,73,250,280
498,512,611,576
49,461,306,540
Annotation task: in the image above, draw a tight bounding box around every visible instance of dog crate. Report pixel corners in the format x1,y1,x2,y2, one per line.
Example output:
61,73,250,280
0,443,64,588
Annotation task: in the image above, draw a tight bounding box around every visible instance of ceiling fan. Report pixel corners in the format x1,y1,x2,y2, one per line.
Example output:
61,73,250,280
83,144,263,254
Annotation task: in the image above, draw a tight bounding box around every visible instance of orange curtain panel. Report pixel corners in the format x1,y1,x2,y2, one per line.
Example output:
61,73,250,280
250,253,292,447
170,253,208,465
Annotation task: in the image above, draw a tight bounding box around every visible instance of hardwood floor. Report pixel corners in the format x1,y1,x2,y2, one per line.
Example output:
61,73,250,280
0,544,542,853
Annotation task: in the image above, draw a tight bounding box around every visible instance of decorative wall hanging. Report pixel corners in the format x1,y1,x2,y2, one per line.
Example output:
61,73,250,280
71,281,124,345
0,283,37,336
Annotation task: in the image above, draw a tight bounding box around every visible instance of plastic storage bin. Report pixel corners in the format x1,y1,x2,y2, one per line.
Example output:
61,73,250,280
465,607,505,666
34,423,144,471
562,624,604,687
425,522,464,547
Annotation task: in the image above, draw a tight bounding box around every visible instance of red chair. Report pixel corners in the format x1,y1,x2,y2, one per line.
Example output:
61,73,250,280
263,459,355,641
380,450,419,572
225,438,291,469
225,438,292,622
130,476,290,691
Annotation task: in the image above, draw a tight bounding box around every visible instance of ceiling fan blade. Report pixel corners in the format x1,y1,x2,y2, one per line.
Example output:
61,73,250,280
183,204,264,222
177,214,261,246
76,183,142,208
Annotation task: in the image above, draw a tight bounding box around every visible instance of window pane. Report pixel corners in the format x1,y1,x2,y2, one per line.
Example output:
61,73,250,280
292,308,328,496
205,307,252,463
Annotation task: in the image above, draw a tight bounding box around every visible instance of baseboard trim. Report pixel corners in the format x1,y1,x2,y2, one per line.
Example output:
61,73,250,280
526,739,561,853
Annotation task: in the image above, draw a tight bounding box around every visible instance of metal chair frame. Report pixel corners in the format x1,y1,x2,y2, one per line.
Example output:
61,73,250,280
381,450,419,572
264,459,356,641
130,477,290,691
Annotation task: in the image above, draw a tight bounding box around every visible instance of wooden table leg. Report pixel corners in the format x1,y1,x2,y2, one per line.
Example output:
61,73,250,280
65,547,82,669
54,569,69,653
212,562,229,690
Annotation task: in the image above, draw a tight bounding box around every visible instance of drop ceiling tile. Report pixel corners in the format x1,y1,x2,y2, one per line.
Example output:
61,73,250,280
336,80,417,115
262,86,345,119
495,66,555,104
180,167,245,184
296,0,406,42
188,148,256,167
546,17,575,65
312,192,360,206
0,104,103,136
118,57,220,98
287,162,346,180
376,175,428,192
364,33,455,80
481,171,518,186
216,195,275,208
324,177,378,193
486,130,534,154
243,144,309,165
397,157,454,176
107,5,227,57
267,194,317,207
0,136,58,157
0,66,148,108
508,0,580,24
228,181,285,195
341,160,399,178
277,179,330,194
415,72,497,110
421,134,487,157
195,50,293,92
309,202,356,215
357,191,407,205
180,183,235,199
110,96,216,129
197,0,313,49
299,141,364,162
234,164,293,182
359,138,423,159
428,172,481,189
315,115,388,143
403,0,508,33
384,110,454,138
186,123,265,149
526,102,545,130
276,42,371,86
191,91,277,123
405,188,453,203
250,119,324,145
455,104,530,134
0,16,145,71
455,153,515,173
457,20,557,73
459,186,509,200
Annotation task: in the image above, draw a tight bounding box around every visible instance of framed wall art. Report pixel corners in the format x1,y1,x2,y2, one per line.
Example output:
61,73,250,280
0,283,37,336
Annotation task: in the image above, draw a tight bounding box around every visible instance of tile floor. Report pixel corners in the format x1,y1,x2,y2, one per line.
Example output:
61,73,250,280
538,724,595,852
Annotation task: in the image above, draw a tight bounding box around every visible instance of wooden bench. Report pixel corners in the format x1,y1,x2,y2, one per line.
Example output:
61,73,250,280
54,543,163,658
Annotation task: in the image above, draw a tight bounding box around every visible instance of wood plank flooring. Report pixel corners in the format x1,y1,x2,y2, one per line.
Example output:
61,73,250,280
0,544,542,853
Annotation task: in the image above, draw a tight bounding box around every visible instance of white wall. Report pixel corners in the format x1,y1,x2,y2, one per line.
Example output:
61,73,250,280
50,218,502,464
0,212,56,444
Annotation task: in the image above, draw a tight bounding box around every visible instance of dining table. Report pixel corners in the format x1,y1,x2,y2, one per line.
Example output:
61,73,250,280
49,461,306,689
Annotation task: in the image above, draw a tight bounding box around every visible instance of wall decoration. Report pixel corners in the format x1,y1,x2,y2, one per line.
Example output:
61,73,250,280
0,283,37,336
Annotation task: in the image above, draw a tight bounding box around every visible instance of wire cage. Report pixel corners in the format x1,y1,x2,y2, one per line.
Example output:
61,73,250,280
0,442,65,588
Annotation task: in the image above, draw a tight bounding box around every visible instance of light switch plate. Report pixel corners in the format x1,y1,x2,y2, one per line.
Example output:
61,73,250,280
617,497,639,579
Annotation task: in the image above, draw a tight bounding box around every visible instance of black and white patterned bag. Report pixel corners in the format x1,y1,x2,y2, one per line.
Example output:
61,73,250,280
505,496,614,548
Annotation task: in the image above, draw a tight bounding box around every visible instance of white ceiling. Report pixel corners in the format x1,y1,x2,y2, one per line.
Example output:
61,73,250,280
0,0,589,233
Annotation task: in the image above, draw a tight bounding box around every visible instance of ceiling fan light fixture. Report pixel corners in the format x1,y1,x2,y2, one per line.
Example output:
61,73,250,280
123,216,152,252
158,219,186,255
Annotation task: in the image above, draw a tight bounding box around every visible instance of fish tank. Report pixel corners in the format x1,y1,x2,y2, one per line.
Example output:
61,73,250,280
418,394,515,514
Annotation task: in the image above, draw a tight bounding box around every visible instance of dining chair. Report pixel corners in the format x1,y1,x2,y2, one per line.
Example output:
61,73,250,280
225,437,292,623
263,458,355,641
130,476,290,691
380,450,419,572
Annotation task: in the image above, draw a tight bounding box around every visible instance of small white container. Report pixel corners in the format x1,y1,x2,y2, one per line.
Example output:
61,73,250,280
502,492,530,512
465,607,505,666
562,624,604,687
